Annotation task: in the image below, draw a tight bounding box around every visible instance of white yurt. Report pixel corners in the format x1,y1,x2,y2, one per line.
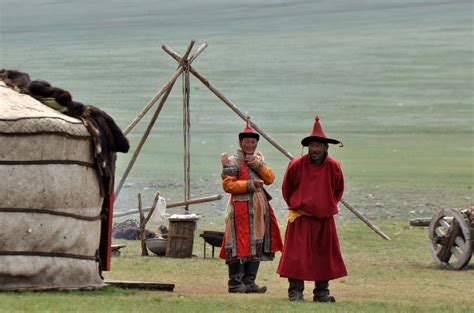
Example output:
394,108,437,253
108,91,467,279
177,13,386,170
0,81,104,290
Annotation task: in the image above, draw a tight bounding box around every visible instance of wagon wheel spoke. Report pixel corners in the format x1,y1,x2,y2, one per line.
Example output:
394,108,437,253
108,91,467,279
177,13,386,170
435,226,446,238
436,219,460,263
454,236,466,250
450,245,462,260
439,218,451,231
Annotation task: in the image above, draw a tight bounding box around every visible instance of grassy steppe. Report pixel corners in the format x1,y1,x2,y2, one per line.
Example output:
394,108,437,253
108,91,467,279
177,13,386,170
1,221,473,312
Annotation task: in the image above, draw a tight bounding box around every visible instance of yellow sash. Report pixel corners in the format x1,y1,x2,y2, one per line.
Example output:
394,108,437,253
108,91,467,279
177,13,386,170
288,210,310,223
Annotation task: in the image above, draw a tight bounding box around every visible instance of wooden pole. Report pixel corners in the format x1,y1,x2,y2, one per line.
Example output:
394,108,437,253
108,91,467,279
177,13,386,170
183,64,191,213
115,81,175,198
144,191,161,226
340,199,391,240
189,43,208,63
190,67,295,160
137,193,148,256
162,45,182,62
137,192,160,256
180,40,195,64
409,218,432,227
180,40,195,213
161,45,295,160
113,194,222,218
162,45,390,240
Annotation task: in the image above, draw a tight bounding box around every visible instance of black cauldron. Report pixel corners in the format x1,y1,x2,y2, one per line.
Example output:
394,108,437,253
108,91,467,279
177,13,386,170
200,231,224,258
200,231,224,247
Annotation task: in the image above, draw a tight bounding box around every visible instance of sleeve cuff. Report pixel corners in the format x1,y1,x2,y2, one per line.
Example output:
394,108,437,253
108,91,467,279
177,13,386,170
222,165,239,176
247,180,256,192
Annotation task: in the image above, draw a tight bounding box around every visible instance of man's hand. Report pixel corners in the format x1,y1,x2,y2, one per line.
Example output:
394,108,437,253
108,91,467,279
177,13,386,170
245,154,256,162
253,179,264,188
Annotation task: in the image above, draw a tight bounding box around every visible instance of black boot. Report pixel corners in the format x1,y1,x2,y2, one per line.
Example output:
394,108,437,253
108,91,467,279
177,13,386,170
242,261,267,293
288,278,304,301
228,262,247,293
313,281,335,302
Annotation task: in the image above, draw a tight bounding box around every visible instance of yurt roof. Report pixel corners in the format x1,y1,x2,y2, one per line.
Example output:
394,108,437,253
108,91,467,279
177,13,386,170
0,82,89,137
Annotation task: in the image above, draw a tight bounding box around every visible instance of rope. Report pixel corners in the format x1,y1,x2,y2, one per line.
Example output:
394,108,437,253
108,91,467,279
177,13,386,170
0,208,102,221
0,116,84,124
0,159,96,168
0,251,97,261
0,131,90,139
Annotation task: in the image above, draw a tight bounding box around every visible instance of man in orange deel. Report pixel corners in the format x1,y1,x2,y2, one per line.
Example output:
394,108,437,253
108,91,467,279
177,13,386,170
220,117,283,293
277,115,347,302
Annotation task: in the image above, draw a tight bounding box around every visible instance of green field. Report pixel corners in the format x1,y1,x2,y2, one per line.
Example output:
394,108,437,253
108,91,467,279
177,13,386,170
1,1,473,311
1,221,473,312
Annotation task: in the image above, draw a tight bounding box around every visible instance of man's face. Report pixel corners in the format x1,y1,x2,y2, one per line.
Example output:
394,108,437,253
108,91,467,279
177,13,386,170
308,141,328,163
240,137,258,155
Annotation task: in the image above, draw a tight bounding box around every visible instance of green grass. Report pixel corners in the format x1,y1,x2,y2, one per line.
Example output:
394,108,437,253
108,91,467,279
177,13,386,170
1,221,472,312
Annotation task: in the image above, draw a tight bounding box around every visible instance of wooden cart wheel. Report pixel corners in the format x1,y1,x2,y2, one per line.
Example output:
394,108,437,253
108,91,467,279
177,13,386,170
428,208,473,270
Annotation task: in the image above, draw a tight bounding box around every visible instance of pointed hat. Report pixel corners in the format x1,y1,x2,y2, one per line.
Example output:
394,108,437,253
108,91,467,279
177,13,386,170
301,115,341,146
239,115,260,141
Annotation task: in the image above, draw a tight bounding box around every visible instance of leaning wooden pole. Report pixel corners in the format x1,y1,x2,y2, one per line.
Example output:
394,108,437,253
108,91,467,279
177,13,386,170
161,44,390,240
189,43,208,63
162,44,294,160
203,78,391,239
138,192,159,256
123,66,184,136
113,194,223,218
190,67,295,160
115,82,175,198
193,75,391,239
340,199,391,240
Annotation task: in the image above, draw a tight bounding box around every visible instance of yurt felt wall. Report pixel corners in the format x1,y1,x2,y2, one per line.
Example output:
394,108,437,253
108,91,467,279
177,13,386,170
0,82,104,290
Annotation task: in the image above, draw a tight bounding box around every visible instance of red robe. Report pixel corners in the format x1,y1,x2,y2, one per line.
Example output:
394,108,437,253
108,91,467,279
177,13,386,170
277,153,347,281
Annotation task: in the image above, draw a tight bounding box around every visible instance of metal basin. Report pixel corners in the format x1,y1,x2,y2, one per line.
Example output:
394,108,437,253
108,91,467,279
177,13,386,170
146,237,167,256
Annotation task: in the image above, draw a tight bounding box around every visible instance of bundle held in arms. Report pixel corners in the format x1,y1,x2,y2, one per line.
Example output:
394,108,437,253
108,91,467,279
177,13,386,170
0,69,129,291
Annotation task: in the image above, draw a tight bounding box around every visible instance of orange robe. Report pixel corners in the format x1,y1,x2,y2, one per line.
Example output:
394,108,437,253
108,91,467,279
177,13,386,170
219,150,283,263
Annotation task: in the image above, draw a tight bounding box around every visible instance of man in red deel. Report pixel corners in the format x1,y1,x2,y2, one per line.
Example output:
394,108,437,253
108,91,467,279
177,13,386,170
277,115,347,302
